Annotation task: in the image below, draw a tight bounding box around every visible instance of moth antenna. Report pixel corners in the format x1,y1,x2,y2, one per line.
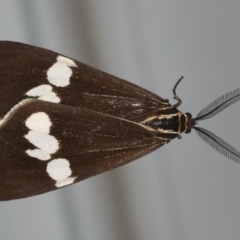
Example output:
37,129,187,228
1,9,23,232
194,127,240,163
172,76,184,108
195,88,240,121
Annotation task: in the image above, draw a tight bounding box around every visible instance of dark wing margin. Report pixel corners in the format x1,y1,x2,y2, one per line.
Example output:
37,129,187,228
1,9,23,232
0,100,165,200
0,41,171,122
194,127,240,163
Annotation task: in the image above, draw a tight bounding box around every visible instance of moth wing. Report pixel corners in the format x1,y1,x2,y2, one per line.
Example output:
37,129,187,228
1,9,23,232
0,41,171,122
0,100,166,200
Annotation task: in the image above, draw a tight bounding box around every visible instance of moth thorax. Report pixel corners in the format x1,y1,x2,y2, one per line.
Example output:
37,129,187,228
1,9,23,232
142,112,193,135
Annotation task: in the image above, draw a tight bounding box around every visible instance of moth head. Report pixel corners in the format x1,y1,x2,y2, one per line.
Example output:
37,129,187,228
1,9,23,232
184,112,198,134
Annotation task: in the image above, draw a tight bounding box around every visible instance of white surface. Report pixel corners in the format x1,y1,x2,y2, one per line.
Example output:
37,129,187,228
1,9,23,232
1,1,240,240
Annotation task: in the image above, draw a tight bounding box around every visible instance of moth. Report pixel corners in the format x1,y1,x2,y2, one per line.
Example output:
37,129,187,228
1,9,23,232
0,41,239,201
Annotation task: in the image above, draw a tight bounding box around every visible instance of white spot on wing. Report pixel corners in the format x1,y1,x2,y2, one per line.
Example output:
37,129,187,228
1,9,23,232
25,131,59,154
26,84,60,103
38,92,60,103
26,56,76,103
47,158,76,187
57,56,77,67
25,112,52,134
26,84,52,97
55,177,76,188
47,159,71,180
26,149,51,161
47,55,77,87
25,112,59,160
24,112,76,187
47,63,72,87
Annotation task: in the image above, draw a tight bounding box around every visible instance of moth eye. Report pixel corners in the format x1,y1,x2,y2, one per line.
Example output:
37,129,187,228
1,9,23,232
185,129,191,134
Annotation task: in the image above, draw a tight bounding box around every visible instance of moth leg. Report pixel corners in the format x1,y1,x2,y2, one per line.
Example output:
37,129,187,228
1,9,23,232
161,99,169,103
172,76,184,108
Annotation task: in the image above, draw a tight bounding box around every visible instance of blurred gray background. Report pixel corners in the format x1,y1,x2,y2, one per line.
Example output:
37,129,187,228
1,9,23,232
1,1,240,240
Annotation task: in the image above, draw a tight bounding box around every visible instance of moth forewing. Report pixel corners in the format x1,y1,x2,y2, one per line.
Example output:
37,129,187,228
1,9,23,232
0,100,165,200
0,41,170,122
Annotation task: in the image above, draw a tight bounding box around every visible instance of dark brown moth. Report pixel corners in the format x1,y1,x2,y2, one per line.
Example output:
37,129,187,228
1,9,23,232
0,41,239,201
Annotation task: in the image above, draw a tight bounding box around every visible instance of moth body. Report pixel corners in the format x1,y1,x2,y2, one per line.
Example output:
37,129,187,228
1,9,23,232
0,41,239,200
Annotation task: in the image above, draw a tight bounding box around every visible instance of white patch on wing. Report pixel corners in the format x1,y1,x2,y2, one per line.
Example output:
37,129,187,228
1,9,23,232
26,84,60,103
55,177,76,188
26,84,52,96
26,56,76,102
25,112,59,160
47,63,72,87
38,92,60,103
26,149,51,161
25,112,51,134
24,112,76,187
57,56,77,67
47,158,76,187
47,55,77,87
25,131,59,154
